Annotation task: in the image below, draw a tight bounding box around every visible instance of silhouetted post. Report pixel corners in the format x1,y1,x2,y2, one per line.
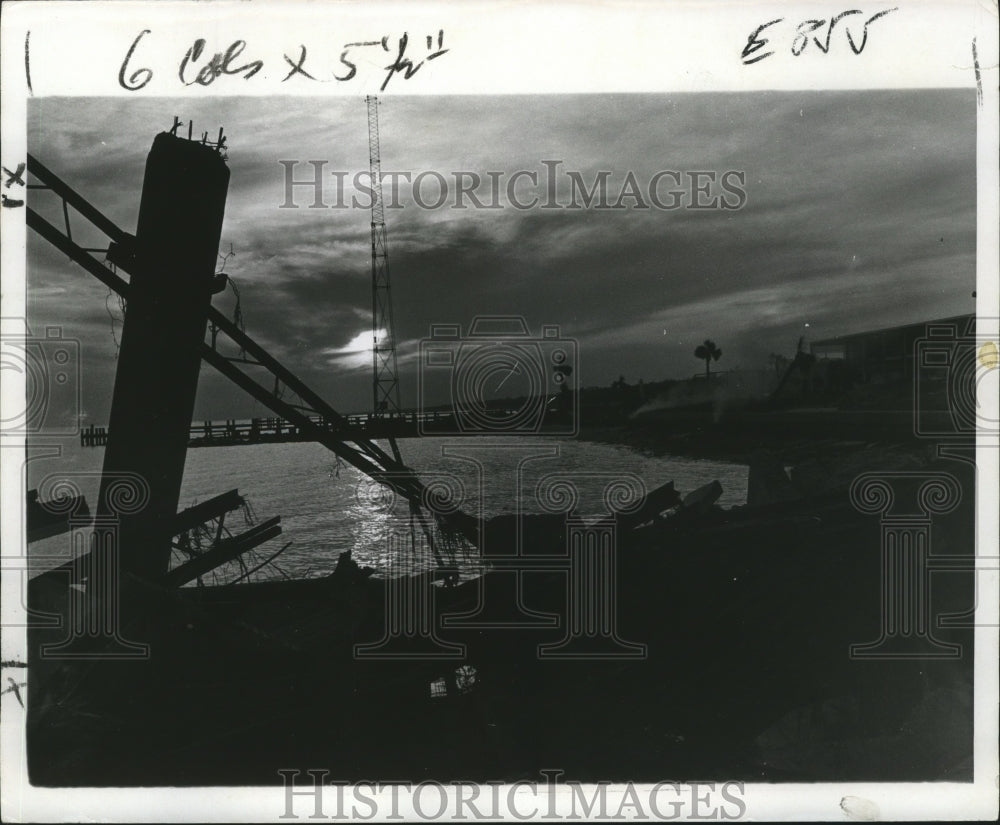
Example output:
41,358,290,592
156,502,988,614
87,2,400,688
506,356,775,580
97,131,229,582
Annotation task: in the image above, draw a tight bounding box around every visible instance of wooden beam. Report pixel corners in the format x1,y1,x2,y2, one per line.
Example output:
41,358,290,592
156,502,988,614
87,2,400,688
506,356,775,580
173,489,243,535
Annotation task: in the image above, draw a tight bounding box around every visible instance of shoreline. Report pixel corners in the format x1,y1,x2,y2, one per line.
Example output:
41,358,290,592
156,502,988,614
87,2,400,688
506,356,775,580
577,412,940,498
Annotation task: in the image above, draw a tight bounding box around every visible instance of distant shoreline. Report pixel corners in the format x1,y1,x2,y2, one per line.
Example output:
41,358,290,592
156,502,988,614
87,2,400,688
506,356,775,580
578,409,938,498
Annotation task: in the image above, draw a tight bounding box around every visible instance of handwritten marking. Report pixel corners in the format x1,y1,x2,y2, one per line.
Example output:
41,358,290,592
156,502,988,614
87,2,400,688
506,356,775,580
972,38,983,107
1,195,25,209
282,45,319,82
742,18,783,64
179,39,263,86
114,29,449,91
793,11,865,55
743,9,897,64
119,29,153,90
845,8,897,54
381,30,449,91
3,163,26,188
337,40,383,82
2,677,25,708
24,30,32,95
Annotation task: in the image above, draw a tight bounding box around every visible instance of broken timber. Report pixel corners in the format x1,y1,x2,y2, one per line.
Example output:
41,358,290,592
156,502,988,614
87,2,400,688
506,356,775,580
172,489,245,536
39,489,259,586
163,516,282,587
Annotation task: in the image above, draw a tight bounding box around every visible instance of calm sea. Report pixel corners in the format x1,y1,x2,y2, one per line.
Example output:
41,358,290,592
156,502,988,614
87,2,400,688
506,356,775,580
27,438,747,581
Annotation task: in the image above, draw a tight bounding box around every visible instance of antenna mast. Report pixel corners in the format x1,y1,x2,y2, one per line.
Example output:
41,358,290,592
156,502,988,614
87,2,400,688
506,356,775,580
366,95,402,417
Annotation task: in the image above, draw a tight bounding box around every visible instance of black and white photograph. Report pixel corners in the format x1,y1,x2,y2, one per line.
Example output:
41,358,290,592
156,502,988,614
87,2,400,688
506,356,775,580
1,2,997,822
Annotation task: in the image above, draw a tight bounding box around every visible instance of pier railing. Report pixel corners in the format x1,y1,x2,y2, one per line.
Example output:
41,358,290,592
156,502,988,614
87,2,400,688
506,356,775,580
80,408,535,447
80,409,564,447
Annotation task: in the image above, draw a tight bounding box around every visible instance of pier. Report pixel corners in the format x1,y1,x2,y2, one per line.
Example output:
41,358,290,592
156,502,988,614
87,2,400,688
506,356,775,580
81,414,424,447
79,407,566,447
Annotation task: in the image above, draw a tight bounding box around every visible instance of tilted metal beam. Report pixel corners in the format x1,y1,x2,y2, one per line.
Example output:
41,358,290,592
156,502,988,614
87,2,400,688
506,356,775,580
27,154,130,244
26,207,130,296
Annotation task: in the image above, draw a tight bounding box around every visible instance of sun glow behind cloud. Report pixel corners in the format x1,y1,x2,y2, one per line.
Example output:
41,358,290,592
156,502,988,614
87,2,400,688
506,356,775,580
322,328,386,370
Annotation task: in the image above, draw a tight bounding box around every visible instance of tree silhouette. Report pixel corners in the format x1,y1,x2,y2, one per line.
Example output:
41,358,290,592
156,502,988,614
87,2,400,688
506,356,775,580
694,339,722,379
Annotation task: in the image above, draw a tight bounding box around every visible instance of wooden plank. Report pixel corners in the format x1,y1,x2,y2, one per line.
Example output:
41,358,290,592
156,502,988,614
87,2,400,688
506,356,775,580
173,489,244,535
619,480,682,529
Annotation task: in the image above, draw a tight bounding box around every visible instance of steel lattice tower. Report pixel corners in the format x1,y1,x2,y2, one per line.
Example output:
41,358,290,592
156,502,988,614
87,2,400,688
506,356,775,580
366,95,402,417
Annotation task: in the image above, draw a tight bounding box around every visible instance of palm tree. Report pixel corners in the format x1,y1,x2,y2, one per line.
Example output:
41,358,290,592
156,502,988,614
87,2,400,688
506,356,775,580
694,339,722,379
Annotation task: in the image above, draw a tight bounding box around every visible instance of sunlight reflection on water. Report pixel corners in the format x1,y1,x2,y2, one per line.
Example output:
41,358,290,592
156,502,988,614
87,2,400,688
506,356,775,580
28,437,747,581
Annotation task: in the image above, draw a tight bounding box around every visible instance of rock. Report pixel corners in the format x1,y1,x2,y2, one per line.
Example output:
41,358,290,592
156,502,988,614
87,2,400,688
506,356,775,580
682,480,723,514
747,450,797,506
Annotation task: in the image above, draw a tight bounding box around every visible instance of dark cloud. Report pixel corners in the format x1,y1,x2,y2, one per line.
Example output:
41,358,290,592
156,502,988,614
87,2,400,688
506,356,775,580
27,90,976,418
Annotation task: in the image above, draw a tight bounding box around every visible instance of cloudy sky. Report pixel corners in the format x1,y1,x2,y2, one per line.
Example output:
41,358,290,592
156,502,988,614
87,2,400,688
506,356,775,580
26,91,975,421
